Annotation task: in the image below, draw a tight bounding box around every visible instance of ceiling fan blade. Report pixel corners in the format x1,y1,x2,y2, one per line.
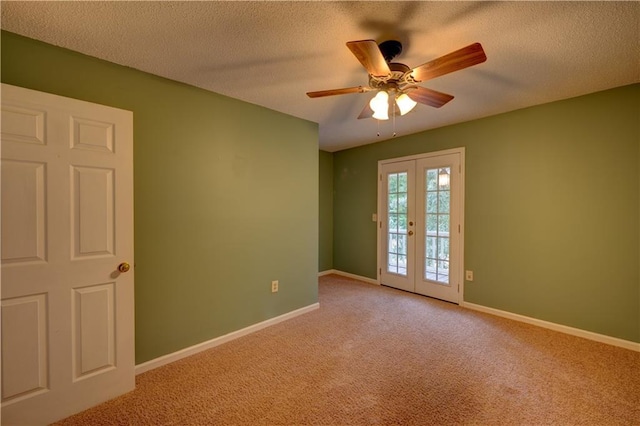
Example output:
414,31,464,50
357,103,374,119
406,86,455,108
306,86,370,98
410,43,486,82
346,40,391,78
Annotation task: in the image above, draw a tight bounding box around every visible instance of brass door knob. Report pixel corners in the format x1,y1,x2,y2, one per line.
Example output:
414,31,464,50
118,262,131,273
409,221,414,226
408,230,414,236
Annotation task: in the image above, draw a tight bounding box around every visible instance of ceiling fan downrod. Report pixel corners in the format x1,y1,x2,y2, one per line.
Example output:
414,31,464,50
378,40,403,63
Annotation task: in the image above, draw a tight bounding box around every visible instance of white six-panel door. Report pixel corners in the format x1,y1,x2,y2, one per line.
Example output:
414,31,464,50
1,84,134,425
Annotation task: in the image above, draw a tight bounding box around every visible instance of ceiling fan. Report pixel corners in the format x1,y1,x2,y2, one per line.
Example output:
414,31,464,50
306,39,487,120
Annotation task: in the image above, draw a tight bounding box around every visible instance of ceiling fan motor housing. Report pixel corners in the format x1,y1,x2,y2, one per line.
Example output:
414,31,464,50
369,61,415,92
367,41,417,92
378,40,403,62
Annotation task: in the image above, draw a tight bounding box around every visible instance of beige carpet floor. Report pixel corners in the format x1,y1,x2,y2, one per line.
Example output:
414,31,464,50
55,274,639,425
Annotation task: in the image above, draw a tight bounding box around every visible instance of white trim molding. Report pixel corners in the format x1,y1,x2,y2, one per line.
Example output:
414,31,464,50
462,302,640,352
135,303,320,375
318,269,379,285
318,269,336,277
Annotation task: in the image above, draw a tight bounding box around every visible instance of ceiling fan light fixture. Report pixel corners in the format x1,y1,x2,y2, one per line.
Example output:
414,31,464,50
372,109,389,120
370,90,389,120
396,93,417,115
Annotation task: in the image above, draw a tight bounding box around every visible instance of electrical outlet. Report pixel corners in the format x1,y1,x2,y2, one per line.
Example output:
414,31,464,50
271,280,279,293
465,270,474,281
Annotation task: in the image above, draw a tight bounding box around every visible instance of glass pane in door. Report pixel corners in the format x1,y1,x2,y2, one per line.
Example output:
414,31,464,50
387,172,408,275
424,167,450,284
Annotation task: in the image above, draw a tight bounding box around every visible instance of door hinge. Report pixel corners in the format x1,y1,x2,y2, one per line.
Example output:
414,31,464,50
379,268,382,275
458,224,461,233
379,221,382,229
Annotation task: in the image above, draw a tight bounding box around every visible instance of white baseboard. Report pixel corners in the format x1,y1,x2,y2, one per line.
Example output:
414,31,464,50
135,302,320,375
318,269,379,285
318,271,639,352
462,301,640,352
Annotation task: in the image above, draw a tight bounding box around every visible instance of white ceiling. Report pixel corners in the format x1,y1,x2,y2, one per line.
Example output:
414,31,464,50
1,1,638,152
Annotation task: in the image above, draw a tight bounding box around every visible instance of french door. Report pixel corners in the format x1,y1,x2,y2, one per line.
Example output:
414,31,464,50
378,149,463,303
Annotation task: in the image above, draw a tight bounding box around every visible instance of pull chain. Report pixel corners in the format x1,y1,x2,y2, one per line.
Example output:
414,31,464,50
392,102,397,137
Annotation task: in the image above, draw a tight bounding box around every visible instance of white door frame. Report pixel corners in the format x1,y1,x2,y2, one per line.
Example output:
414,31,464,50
376,147,465,303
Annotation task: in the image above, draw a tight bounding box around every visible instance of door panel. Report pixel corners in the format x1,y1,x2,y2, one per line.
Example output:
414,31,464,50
72,283,116,380
1,295,48,401
72,166,115,258
1,84,134,425
1,160,47,264
0,105,45,145
379,150,463,304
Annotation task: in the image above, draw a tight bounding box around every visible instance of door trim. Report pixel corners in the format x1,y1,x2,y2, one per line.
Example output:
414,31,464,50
376,147,465,303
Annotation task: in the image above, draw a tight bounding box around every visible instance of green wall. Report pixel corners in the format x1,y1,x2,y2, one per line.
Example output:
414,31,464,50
332,84,640,343
1,31,319,363
319,150,334,272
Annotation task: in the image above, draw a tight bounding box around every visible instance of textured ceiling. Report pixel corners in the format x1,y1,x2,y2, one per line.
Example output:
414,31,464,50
1,1,638,152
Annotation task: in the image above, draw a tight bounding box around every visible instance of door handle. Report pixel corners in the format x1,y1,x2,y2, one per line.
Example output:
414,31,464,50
118,262,131,273
408,231,414,236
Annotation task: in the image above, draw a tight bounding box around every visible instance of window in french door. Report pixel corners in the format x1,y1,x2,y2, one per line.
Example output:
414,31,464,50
425,167,451,284
387,172,408,276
